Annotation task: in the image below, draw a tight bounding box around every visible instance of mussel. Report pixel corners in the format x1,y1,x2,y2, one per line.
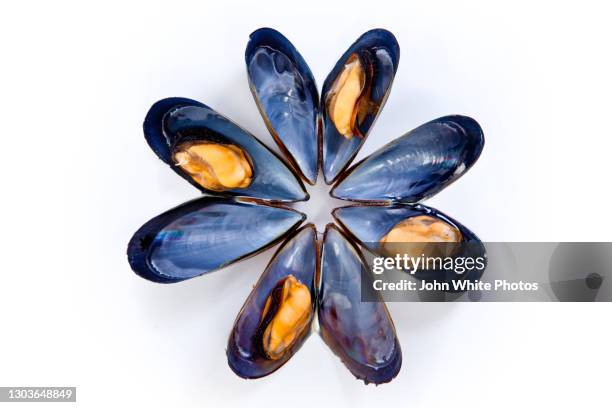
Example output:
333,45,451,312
321,29,400,184
228,224,318,378
333,204,487,290
127,197,305,283
318,224,402,384
331,115,484,203
144,97,308,202
246,28,319,185
130,27,489,384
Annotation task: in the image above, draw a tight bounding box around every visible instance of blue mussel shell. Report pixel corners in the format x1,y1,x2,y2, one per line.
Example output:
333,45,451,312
144,97,308,203
333,203,487,291
331,115,484,203
131,27,488,383
127,197,305,283
227,225,318,378
318,224,402,384
321,29,400,184
246,28,319,184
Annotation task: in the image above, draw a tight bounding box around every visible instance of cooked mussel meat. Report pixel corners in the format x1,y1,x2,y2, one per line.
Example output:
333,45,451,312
380,215,462,259
143,97,308,202
326,52,373,139
228,225,317,378
173,141,253,191
333,204,486,290
259,275,312,360
321,29,400,184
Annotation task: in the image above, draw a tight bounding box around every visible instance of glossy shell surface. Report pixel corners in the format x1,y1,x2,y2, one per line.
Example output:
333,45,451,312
331,115,484,203
321,29,399,184
246,28,319,184
333,203,487,289
318,224,402,384
144,97,308,202
127,197,305,283
227,225,318,378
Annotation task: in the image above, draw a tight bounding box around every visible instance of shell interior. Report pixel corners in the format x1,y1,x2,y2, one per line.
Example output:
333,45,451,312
321,29,400,184
144,98,308,202
127,198,305,283
317,224,402,384
227,225,318,378
246,28,319,184
331,115,484,203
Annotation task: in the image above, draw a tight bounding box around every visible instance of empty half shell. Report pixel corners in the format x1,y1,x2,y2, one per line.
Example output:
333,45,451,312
246,28,319,184
127,197,305,283
318,224,402,384
331,115,484,203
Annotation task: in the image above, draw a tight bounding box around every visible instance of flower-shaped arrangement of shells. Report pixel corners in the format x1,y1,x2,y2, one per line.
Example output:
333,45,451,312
127,27,485,384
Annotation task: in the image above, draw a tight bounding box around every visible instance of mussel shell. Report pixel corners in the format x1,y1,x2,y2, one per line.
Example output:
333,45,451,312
331,115,484,203
227,224,318,378
321,29,400,184
127,197,305,283
246,28,319,185
318,224,402,384
143,97,308,202
332,203,487,290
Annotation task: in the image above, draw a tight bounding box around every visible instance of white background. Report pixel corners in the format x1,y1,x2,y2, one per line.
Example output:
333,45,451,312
1,0,611,407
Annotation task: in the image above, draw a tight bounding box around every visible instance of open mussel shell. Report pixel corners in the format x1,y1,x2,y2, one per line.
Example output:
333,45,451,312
331,115,484,203
333,204,487,292
227,224,318,378
318,224,402,384
246,28,319,185
321,29,400,184
127,197,305,283
143,97,308,203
